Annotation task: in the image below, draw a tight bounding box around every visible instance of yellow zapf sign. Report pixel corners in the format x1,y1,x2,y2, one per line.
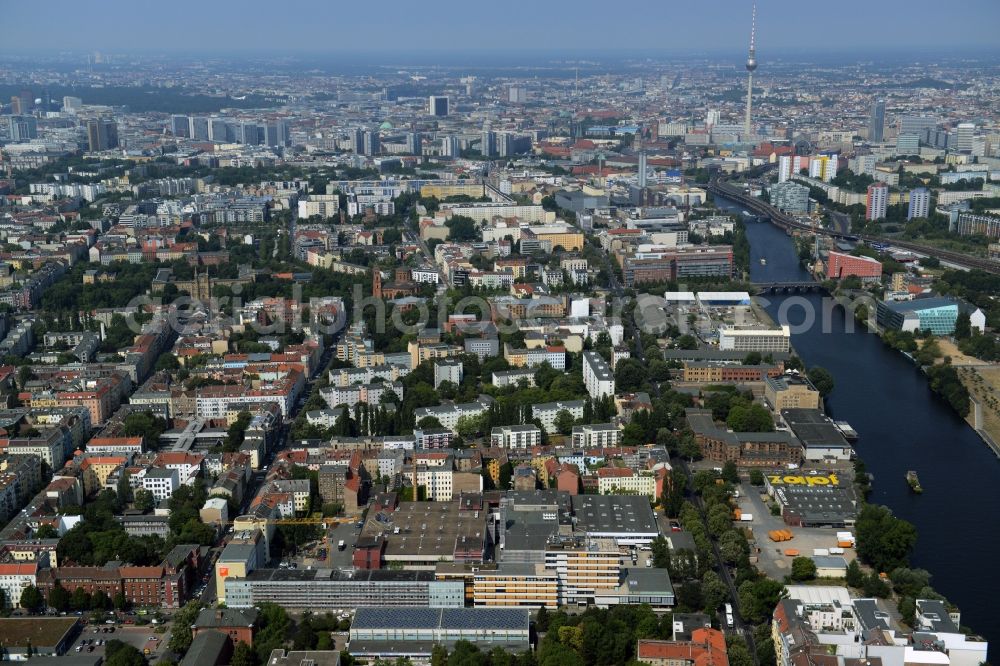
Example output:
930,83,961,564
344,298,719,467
768,473,839,486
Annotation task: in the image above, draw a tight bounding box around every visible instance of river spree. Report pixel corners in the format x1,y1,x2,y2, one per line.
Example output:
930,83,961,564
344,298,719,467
741,216,1000,652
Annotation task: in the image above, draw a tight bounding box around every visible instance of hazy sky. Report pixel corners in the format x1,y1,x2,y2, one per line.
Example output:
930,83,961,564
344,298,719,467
5,0,1000,55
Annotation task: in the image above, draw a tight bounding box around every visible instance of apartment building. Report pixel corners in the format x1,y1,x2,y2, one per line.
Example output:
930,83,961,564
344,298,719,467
225,568,464,610
0,562,37,608
582,351,615,400
473,564,559,609
571,424,622,449
825,251,882,282
764,374,822,411
141,468,180,501
532,400,585,434
491,368,536,388
321,382,403,408
544,536,622,606
503,345,566,370
681,362,783,383
596,468,657,498
490,425,543,449
718,326,791,353
686,409,802,468
414,396,494,433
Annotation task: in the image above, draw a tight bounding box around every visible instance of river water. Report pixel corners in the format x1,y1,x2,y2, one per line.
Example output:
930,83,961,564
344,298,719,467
734,210,999,652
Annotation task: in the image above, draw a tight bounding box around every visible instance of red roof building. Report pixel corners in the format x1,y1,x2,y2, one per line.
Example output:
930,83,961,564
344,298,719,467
637,628,729,666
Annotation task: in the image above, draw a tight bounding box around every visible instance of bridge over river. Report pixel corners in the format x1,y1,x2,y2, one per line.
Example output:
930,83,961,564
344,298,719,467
709,180,1000,275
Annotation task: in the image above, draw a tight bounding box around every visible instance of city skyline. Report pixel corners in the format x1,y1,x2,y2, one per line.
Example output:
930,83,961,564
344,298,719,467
0,1,999,663
4,0,1000,54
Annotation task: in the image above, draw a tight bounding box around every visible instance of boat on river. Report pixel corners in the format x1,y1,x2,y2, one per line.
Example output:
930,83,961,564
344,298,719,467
906,470,923,493
760,257,767,266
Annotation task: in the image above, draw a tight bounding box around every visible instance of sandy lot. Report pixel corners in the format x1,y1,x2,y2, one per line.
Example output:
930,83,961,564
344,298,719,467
957,365,1000,447
933,338,988,366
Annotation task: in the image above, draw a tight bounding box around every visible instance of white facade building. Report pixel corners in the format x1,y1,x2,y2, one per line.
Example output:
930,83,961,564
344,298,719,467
141,468,180,501
582,351,615,400
434,359,464,389
571,424,622,449
414,397,494,432
532,400,585,434
718,326,791,352
490,424,543,449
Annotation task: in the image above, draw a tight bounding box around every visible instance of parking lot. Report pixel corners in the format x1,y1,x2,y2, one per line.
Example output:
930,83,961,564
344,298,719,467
281,521,362,571
735,481,856,580
325,523,362,568
69,623,171,661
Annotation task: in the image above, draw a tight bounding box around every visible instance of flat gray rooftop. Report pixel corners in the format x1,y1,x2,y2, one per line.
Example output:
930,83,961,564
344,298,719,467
571,494,659,535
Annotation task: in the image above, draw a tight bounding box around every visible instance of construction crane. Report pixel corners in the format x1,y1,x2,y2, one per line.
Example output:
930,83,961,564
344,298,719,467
218,515,333,528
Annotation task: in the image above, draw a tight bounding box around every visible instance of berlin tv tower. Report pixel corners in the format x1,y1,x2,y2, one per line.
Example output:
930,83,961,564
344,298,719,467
744,1,758,141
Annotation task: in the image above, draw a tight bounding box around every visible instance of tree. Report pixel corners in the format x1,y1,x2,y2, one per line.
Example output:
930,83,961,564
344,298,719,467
727,636,755,666
168,601,203,654
553,410,575,436
738,579,785,624
721,461,739,485
663,468,687,518
19,585,44,613
71,586,91,611
675,581,704,612
17,366,34,390
701,570,728,612
678,431,701,461
676,334,698,350
225,410,253,452
953,311,972,340
855,504,918,572
155,354,180,372
445,215,479,241
845,560,865,588
719,533,745,565
121,411,167,448
749,469,765,486
417,416,444,429
431,644,449,666
34,524,58,539
807,366,835,396
726,403,774,432
708,512,731,538
254,603,292,662
48,583,70,612
231,641,257,666
742,352,762,366
455,414,483,439
133,488,155,513
889,567,933,597
91,589,111,611
104,640,146,666
650,536,671,569
535,606,550,632
791,557,817,581
614,358,648,392
293,615,319,650
862,572,892,598
621,422,646,446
